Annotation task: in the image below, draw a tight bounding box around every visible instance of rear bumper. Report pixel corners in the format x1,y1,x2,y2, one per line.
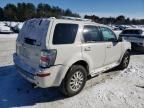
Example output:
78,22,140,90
137,43,144,47
13,53,65,88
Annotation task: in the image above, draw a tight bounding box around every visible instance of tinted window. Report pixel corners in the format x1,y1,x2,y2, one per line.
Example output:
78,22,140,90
53,24,78,44
101,27,117,41
122,30,142,35
83,26,102,43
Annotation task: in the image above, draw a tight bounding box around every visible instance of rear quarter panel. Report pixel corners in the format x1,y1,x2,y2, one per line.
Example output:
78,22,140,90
121,41,131,59
48,20,86,82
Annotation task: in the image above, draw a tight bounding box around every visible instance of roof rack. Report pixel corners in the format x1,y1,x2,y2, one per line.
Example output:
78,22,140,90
49,17,56,20
60,16,92,22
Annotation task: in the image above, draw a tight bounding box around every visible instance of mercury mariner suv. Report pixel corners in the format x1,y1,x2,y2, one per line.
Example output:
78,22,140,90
13,17,131,97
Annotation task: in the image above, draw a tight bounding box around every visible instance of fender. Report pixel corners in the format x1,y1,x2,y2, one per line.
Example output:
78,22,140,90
119,41,131,62
53,52,91,86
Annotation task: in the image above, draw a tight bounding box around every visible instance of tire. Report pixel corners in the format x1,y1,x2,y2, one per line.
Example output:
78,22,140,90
60,65,87,97
118,51,130,70
131,42,137,51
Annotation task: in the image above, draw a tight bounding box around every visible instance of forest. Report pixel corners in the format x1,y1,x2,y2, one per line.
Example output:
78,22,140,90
0,3,143,25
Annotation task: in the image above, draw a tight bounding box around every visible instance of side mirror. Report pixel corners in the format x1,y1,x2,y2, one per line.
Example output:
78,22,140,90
110,38,119,42
118,35,122,42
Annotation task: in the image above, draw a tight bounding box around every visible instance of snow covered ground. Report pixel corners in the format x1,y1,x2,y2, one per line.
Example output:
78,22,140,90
0,21,24,34
0,22,13,34
0,34,144,108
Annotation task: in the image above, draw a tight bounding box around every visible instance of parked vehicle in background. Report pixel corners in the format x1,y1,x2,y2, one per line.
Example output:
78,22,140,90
11,22,24,33
110,25,129,31
0,22,13,34
13,17,131,97
120,28,144,51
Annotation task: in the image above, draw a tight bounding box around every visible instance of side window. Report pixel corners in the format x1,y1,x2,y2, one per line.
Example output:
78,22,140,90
53,23,78,44
83,25,102,43
101,27,117,41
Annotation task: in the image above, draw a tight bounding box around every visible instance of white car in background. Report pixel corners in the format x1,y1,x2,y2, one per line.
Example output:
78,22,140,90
0,22,13,33
120,28,144,51
13,17,131,97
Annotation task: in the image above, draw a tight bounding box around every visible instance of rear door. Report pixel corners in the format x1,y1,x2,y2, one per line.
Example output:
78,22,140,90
16,19,50,69
48,21,81,66
100,27,122,65
81,25,105,72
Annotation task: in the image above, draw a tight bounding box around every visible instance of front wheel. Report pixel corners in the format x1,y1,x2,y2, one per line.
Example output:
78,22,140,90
118,51,130,70
60,65,87,97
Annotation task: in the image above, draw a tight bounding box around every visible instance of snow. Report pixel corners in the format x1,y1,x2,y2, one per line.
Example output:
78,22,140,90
114,30,122,36
0,34,144,108
0,22,13,33
0,21,24,34
0,34,17,39
18,19,49,48
9,22,18,28
17,23,24,31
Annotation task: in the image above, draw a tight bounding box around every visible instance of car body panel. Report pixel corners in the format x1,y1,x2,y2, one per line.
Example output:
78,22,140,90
13,17,131,88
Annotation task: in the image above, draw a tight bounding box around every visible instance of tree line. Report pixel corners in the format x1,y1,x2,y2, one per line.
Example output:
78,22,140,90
0,3,80,22
85,15,144,25
0,3,144,25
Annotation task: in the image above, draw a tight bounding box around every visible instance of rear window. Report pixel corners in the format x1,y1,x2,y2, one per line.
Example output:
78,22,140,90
122,30,142,35
18,19,49,46
53,23,78,44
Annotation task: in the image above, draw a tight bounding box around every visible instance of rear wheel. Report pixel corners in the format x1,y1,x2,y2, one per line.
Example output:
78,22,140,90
61,65,87,97
118,51,130,70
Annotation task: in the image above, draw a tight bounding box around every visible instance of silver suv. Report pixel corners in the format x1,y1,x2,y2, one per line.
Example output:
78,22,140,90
13,17,131,96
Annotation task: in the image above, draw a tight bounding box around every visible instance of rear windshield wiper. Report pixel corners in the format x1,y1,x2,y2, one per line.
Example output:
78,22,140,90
24,38,37,45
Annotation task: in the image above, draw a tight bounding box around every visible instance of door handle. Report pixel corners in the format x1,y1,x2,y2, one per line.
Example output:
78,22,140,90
84,47,91,51
107,45,112,48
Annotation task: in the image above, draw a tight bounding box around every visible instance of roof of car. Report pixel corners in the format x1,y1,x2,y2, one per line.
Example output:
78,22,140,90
27,17,110,29
124,28,144,31
48,17,106,27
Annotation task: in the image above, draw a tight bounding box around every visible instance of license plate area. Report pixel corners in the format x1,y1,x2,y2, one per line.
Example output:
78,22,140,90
19,46,29,58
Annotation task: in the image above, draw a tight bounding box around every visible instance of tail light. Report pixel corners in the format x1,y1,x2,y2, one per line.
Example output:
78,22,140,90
40,49,57,68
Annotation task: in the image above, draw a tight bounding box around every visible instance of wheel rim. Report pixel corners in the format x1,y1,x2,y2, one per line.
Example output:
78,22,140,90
69,71,84,92
123,55,129,67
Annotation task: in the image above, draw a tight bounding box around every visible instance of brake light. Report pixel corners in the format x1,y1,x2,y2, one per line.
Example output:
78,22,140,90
40,49,57,68
36,73,51,77
40,56,49,62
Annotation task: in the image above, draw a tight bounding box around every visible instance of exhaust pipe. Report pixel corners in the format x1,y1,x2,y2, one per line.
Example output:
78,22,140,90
32,83,38,88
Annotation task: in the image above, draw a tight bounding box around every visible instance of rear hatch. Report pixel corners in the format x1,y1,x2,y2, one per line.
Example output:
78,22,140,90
16,19,50,70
